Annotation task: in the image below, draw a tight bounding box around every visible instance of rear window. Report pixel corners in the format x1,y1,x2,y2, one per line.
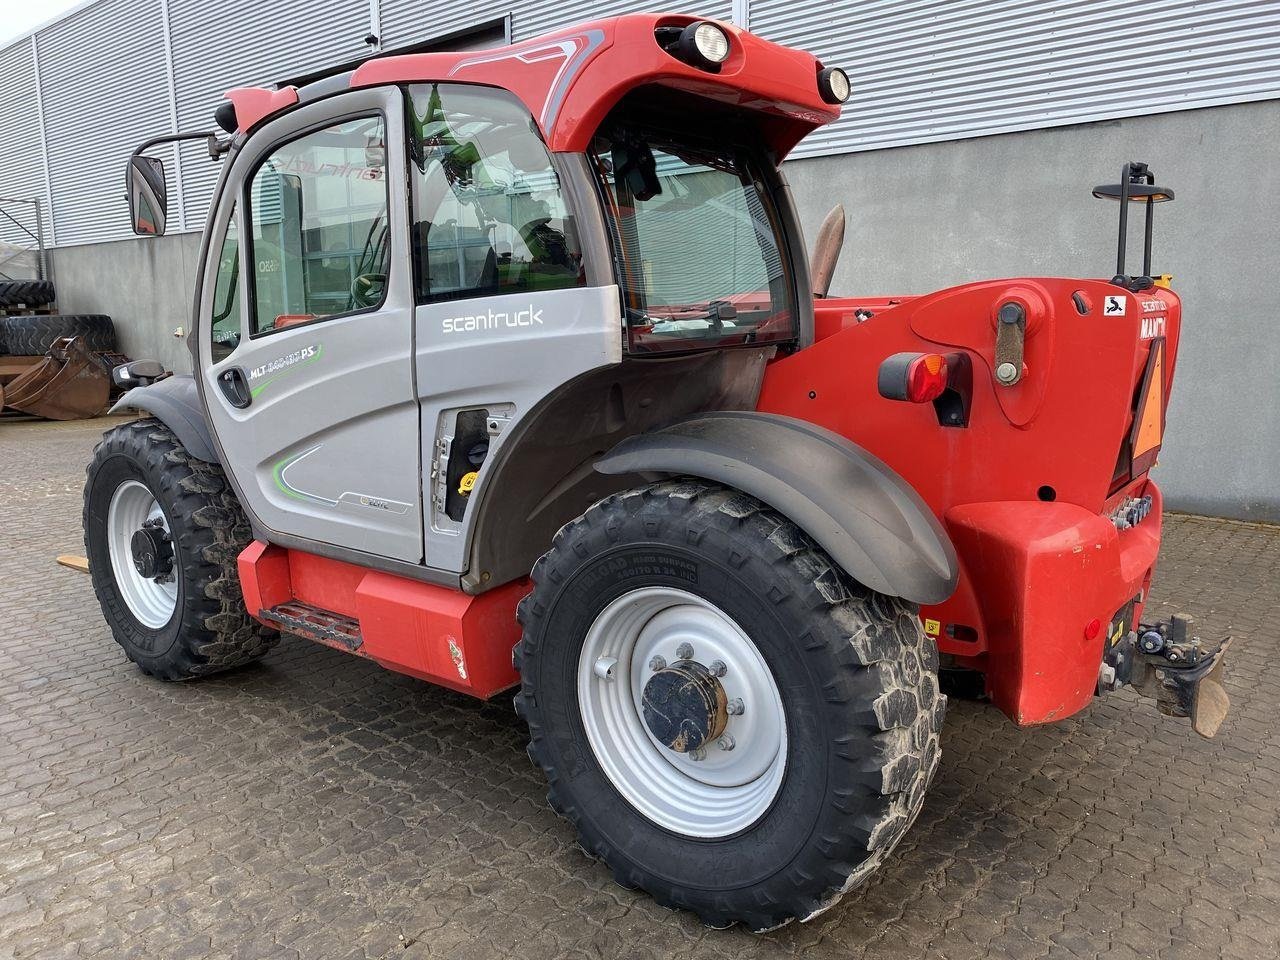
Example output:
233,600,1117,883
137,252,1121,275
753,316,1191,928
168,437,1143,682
591,131,796,354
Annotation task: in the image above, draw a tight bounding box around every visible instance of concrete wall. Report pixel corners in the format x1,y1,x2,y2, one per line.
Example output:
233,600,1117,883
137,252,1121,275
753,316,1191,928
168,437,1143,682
786,101,1279,522
46,101,1278,521
50,232,202,375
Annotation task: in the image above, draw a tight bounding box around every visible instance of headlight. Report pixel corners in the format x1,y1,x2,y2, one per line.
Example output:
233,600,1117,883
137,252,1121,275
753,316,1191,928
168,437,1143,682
679,22,731,69
818,66,851,104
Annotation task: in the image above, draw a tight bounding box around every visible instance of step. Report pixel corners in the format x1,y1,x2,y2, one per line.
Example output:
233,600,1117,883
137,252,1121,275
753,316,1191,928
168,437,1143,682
259,600,363,651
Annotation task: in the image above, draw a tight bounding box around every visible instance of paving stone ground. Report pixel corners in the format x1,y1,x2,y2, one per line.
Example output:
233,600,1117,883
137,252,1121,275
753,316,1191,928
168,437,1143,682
1,416,1277,960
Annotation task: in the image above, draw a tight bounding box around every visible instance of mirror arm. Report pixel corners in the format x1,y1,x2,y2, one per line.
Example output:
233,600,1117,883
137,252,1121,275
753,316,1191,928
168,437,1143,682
131,130,228,163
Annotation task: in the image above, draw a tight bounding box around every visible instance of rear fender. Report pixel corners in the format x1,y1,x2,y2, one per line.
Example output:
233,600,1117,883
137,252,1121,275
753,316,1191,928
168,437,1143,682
109,374,219,464
594,411,958,604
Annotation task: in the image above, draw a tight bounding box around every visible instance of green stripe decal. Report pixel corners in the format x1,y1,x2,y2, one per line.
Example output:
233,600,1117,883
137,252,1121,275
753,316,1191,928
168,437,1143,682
272,456,309,502
250,344,324,398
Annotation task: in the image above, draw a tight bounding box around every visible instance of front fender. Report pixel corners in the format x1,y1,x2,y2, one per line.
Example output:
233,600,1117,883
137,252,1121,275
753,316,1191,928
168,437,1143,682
109,374,219,464
594,411,958,604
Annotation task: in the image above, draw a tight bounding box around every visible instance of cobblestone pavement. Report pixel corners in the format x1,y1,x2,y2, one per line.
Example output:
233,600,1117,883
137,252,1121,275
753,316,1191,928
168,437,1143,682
1,416,1278,960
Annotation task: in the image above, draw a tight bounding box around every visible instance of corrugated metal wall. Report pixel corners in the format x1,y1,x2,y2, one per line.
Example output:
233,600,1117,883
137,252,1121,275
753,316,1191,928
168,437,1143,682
379,1,507,49
36,0,174,246
752,0,1280,157
0,39,46,249
511,2,733,42
2,0,1278,247
169,0,372,231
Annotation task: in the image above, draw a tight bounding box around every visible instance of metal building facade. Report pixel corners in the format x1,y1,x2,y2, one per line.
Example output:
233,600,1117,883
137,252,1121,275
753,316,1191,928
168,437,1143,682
2,0,1279,247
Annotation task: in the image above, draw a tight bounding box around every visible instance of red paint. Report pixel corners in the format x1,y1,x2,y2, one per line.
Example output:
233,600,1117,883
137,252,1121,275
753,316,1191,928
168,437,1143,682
223,86,299,132
219,17,1183,729
349,14,839,157
238,544,525,699
237,539,290,612
758,279,1180,725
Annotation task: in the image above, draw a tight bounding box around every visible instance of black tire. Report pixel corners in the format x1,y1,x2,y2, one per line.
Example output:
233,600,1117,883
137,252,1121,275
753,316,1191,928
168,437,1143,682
514,480,944,931
83,418,277,680
0,313,115,356
0,279,55,308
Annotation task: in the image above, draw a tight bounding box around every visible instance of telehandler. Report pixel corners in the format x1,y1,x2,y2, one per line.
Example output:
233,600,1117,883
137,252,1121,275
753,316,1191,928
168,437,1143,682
87,13,1228,930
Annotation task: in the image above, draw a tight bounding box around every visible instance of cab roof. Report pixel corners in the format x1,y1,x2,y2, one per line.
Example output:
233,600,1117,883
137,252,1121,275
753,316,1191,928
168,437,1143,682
224,13,842,158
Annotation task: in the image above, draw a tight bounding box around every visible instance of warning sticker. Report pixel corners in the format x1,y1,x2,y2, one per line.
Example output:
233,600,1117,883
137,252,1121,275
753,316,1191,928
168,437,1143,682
1103,295,1127,316
923,618,941,636
1132,341,1165,460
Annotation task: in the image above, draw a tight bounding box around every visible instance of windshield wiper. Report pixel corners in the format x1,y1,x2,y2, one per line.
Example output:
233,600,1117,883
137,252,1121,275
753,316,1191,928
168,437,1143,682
629,300,738,331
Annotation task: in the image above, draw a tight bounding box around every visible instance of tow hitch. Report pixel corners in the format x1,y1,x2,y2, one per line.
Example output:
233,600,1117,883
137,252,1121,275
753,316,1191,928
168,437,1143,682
1099,613,1231,738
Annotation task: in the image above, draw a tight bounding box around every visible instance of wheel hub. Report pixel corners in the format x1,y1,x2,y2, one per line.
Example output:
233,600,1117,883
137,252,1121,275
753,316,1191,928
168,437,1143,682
576,586,788,837
130,520,173,580
641,659,728,754
106,480,179,629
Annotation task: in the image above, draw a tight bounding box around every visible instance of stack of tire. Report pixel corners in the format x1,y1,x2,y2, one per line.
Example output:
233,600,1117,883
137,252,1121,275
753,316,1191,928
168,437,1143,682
0,280,116,357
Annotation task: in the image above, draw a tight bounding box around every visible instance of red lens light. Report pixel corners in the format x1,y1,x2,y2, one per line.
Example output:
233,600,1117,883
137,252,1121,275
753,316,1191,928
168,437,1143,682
1084,618,1102,641
906,354,949,403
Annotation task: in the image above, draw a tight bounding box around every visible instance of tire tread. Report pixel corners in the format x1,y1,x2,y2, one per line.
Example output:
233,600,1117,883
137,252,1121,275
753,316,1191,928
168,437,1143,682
514,480,945,931
84,418,276,680
2,313,115,355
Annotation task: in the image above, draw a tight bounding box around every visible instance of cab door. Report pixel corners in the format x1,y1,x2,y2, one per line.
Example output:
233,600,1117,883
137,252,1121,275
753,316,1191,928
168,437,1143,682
202,87,423,563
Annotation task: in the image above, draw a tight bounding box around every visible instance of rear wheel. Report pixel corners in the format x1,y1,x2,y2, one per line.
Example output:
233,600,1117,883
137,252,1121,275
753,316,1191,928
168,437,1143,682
83,418,276,679
515,480,944,930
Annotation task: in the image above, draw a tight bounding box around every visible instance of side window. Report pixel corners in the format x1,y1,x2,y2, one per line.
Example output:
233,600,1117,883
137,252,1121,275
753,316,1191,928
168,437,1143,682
247,115,390,335
407,84,584,303
210,205,241,362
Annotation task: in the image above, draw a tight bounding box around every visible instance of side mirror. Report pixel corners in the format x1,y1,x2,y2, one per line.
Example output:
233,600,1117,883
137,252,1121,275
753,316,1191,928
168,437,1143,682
127,155,168,236
112,359,166,388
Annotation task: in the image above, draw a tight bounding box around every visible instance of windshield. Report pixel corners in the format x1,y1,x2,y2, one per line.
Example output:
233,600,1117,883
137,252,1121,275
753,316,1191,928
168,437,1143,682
591,129,796,354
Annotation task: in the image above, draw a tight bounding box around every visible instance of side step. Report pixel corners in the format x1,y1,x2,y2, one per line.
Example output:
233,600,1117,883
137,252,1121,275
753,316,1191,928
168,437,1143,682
259,600,363,652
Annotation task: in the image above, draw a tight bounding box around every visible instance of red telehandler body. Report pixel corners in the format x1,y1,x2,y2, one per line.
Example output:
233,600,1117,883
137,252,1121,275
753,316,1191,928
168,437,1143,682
87,13,1227,930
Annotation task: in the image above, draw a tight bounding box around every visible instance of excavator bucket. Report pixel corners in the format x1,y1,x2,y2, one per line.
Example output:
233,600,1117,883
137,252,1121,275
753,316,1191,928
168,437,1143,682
2,336,110,420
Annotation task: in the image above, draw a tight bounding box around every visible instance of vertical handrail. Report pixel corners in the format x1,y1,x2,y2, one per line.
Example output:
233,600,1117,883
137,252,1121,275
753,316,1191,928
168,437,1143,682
1116,161,1131,278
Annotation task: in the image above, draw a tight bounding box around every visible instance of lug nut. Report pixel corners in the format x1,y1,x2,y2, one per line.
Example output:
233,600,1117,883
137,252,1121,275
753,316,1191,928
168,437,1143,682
708,660,727,677
676,642,694,661
648,655,666,672
726,698,744,716
688,747,706,761
717,735,735,751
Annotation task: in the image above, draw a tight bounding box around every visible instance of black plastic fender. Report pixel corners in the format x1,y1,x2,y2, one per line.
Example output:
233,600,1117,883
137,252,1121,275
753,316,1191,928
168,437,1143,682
109,374,220,465
594,411,958,604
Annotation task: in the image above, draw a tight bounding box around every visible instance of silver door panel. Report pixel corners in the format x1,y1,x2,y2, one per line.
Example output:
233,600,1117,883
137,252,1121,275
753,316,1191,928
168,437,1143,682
202,88,424,564
416,284,622,571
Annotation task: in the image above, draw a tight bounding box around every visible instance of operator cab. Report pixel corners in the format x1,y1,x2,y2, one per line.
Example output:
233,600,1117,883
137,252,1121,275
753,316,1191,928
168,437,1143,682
119,15,836,590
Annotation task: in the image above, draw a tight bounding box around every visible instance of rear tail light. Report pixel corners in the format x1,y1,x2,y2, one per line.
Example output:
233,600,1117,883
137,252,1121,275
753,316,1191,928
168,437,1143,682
879,352,950,403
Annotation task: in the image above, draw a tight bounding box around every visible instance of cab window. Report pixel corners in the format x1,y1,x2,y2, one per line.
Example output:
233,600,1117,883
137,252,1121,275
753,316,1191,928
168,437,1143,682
246,115,390,335
407,84,584,303
591,126,796,354
210,205,241,362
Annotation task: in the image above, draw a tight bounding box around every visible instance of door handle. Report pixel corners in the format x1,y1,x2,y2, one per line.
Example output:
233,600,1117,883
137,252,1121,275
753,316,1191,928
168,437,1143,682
217,367,252,408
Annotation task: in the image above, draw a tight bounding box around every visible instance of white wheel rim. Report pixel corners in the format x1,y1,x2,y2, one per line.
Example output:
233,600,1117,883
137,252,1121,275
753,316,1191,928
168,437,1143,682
577,587,787,838
106,480,178,629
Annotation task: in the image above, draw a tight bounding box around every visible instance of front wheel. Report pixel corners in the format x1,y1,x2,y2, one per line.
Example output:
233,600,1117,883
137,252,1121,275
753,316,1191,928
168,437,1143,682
515,480,944,931
83,418,276,680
